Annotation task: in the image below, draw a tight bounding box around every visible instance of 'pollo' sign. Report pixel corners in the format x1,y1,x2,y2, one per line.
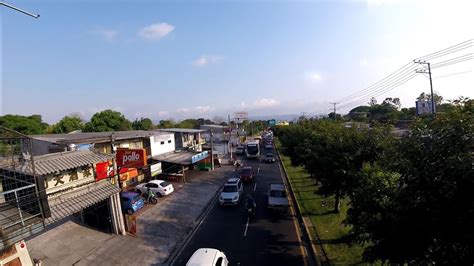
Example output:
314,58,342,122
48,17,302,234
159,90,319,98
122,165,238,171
116,149,147,168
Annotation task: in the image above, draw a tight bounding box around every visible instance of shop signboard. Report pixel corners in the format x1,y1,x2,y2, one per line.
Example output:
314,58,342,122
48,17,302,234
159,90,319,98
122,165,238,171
119,168,138,182
150,163,162,177
116,149,147,168
191,151,209,164
95,160,115,181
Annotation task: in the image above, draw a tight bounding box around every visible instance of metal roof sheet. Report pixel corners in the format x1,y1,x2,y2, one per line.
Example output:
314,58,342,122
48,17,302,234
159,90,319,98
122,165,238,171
3,150,114,176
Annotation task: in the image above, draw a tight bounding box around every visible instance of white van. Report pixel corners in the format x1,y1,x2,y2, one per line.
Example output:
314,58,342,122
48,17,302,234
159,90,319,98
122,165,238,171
186,248,228,266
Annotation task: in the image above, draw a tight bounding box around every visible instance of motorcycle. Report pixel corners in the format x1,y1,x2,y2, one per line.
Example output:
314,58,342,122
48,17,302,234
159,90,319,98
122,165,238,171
246,197,256,219
143,189,158,205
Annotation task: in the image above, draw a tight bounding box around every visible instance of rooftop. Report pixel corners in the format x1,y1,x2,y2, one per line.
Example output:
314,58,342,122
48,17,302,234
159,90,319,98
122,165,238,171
158,128,206,134
0,150,114,176
30,130,172,144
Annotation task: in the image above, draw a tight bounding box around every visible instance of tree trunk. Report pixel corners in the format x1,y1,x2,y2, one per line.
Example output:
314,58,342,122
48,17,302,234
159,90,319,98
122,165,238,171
334,190,341,213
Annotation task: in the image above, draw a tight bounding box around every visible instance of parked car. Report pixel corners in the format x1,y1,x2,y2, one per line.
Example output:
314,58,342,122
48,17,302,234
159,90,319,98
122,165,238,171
267,184,289,213
239,166,255,182
121,192,145,215
136,180,174,197
186,248,229,266
235,146,244,155
219,178,243,205
264,153,275,163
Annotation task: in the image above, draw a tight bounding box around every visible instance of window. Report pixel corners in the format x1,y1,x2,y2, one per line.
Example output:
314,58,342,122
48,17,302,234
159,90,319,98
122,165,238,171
160,141,165,145
215,257,223,266
168,140,172,143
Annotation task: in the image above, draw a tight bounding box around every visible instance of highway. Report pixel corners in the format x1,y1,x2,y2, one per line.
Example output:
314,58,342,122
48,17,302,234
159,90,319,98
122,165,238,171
172,147,306,265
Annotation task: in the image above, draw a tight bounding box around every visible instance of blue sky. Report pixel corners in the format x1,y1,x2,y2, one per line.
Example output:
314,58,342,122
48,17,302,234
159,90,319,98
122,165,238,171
2,0,473,123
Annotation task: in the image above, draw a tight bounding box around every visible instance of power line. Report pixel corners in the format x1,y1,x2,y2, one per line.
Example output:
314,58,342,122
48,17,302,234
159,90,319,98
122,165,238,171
433,70,472,79
338,65,418,107
338,73,418,110
337,61,415,103
415,39,473,61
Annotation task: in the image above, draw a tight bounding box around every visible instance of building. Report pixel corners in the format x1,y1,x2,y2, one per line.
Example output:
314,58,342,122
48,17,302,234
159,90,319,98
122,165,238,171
200,125,231,156
158,128,206,152
27,131,176,190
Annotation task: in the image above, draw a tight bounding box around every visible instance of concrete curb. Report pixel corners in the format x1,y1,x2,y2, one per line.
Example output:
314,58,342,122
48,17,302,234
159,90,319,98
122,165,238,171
275,143,330,266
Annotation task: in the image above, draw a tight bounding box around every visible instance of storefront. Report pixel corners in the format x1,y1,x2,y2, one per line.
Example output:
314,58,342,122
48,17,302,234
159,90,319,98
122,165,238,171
152,150,210,182
115,148,147,191
9,150,127,235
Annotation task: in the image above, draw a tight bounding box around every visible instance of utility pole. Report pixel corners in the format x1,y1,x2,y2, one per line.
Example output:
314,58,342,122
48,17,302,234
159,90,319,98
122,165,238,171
414,60,436,115
330,102,338,120
210,130,214,170
1,2,40,18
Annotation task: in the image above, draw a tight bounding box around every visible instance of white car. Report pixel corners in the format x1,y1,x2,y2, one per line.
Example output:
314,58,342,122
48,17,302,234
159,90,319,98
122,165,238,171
219,178,243,205
136,180,174,197
186,248,228,266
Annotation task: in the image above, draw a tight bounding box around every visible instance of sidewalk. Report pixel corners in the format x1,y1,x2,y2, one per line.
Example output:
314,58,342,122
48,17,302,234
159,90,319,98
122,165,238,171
27,166,234,265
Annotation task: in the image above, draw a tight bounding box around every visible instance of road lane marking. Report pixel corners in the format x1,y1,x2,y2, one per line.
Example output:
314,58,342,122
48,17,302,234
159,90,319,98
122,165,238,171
257,167,260,174
244,217,250,237
254,183,257,192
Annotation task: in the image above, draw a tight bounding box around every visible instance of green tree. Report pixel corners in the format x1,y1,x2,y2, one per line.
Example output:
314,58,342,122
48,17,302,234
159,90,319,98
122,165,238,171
177,119,199,129
347,98,474,264
158,119,175,128
52,114,84,133
84,109,132,132
131,117,154,130
0,114,48,134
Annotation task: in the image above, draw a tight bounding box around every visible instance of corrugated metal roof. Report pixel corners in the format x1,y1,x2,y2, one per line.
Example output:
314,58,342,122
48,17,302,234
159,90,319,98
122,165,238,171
152,151,198,165
45,180,120,224
30,130,172,144
158,128,206,133
8,150,114,176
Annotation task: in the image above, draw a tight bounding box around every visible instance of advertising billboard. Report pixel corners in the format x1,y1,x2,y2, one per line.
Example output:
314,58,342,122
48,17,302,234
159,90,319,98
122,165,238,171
234,112,248,124
150,163,162,177
95,160,115,181
116,149,147,168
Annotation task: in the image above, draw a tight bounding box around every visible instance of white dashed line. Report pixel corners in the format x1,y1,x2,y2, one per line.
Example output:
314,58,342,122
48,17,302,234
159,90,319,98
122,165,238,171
244,217,250,237
254,183,257,192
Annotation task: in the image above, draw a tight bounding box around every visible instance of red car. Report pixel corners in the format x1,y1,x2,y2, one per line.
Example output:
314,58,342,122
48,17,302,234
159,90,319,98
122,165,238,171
240,166,255,182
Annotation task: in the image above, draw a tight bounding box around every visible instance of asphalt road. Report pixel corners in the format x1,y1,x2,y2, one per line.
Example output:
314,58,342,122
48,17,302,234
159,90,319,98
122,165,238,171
172,147,305,266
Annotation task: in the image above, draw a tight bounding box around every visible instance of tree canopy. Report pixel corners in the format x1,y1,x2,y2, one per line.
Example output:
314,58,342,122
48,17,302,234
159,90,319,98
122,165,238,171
0,114,48,135
131,117,154,130
52,114,84,133
83,109,132,132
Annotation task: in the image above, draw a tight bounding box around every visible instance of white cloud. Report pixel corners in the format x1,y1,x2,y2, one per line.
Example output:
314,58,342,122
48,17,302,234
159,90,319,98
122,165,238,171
196,106,215,113
92,29,118,41
158,111,169,117
252,98,280,108
138,22,174,40
192,54,224,67
306,72,323,82
176,108,189,114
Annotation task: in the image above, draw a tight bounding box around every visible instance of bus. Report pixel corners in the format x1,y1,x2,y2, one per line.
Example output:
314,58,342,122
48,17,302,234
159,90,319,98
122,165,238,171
245,141,260,159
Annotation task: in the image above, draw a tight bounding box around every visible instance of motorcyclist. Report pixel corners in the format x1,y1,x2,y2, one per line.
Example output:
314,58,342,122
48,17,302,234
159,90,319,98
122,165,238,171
246,196,257,217
146,187,155,203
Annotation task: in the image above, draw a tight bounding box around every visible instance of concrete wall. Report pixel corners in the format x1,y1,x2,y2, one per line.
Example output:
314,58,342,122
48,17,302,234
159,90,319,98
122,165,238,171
150,134,175,156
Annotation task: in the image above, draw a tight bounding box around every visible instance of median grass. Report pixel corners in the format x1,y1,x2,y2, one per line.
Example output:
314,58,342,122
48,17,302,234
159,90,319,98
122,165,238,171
276,141,365,265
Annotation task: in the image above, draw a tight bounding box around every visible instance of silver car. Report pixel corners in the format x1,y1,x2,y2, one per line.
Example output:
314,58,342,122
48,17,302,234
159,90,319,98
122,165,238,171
219,178,243,205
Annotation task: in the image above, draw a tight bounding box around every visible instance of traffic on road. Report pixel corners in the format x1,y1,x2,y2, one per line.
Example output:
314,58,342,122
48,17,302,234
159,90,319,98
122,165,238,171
173,130,306,266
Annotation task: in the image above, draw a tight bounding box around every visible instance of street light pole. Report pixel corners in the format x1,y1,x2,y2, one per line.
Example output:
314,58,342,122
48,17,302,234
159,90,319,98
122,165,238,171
1,2,40,18
210,130,214,170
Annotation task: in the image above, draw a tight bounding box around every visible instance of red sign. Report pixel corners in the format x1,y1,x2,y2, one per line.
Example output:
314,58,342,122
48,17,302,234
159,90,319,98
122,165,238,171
95,161,115,181
116,149,147,168
119,168,138,181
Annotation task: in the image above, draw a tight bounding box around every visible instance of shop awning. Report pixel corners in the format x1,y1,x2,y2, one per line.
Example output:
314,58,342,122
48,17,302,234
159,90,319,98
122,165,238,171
45,180,120,225
152,151,210,165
